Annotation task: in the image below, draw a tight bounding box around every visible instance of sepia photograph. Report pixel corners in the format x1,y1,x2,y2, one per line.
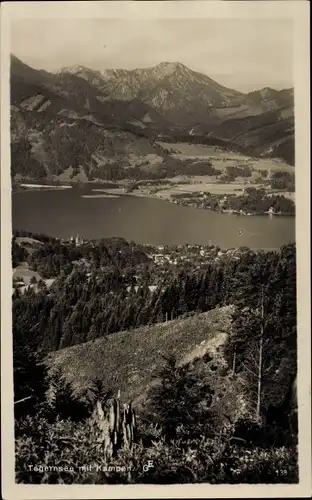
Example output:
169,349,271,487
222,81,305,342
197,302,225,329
1,1,310,498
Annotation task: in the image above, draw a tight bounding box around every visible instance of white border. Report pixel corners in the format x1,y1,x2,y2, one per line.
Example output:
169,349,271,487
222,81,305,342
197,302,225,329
1,2,311,499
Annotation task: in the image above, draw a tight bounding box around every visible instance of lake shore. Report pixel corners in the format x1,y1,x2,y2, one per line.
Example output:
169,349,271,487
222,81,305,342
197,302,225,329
14,177,295,217
93,187,295,217
82,194,120,199
18,183,73,192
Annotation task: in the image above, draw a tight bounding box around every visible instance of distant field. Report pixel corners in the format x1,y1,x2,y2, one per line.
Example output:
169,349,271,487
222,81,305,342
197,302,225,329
57,165,88,183
158,142,245,160
251,157,294,172
13,261,55,294
128,153,163,168
153,182,245,199
47,306,233,405
15,236,43,251
173,182,245,194
13,262,42,284
157,142,294,173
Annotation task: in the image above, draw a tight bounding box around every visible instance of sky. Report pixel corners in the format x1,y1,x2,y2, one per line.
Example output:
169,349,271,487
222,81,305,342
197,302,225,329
11,18,293,92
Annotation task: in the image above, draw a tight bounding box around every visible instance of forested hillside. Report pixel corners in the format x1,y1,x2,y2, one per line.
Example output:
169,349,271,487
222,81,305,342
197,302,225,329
13,232,297,484
11,56,295,183
12,233,296,353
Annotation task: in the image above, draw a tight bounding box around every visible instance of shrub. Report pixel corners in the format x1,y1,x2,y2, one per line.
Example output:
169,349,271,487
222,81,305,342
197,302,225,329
220,444,298,484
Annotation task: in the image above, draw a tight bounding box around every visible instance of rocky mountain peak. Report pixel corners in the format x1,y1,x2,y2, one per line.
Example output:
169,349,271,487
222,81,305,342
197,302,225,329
58,65,92,75
57,65,104,80
151,61,198,81
154,61,186,74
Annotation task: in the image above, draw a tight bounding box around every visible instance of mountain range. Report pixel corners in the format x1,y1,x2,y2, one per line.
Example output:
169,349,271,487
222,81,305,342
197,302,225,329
60,61,293,126
10,55,295,181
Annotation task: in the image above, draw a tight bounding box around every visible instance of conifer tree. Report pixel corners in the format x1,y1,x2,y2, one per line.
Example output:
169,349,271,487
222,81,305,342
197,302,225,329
148,355,214,440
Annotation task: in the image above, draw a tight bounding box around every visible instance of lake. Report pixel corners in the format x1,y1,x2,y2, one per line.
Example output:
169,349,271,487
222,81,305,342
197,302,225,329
12,184,295,249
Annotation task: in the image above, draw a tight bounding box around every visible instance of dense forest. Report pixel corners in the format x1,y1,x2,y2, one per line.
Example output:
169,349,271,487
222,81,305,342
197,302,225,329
12,231,298,484
270,170,295,192
91,155,221,182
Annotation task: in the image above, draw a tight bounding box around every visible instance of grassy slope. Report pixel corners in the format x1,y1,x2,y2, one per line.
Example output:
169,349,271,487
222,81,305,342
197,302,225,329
46,305,233,405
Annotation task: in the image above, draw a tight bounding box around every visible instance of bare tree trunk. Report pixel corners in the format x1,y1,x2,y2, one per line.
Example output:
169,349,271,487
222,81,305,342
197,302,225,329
14,395,33,405
232,351,236,375
256,284,264,420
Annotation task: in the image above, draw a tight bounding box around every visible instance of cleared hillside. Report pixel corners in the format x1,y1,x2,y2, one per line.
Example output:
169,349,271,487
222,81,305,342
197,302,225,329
46,305,233,405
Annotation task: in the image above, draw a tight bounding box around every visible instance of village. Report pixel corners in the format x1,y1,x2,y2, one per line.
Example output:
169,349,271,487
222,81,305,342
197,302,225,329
12,232,253,298
145,243,250,268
